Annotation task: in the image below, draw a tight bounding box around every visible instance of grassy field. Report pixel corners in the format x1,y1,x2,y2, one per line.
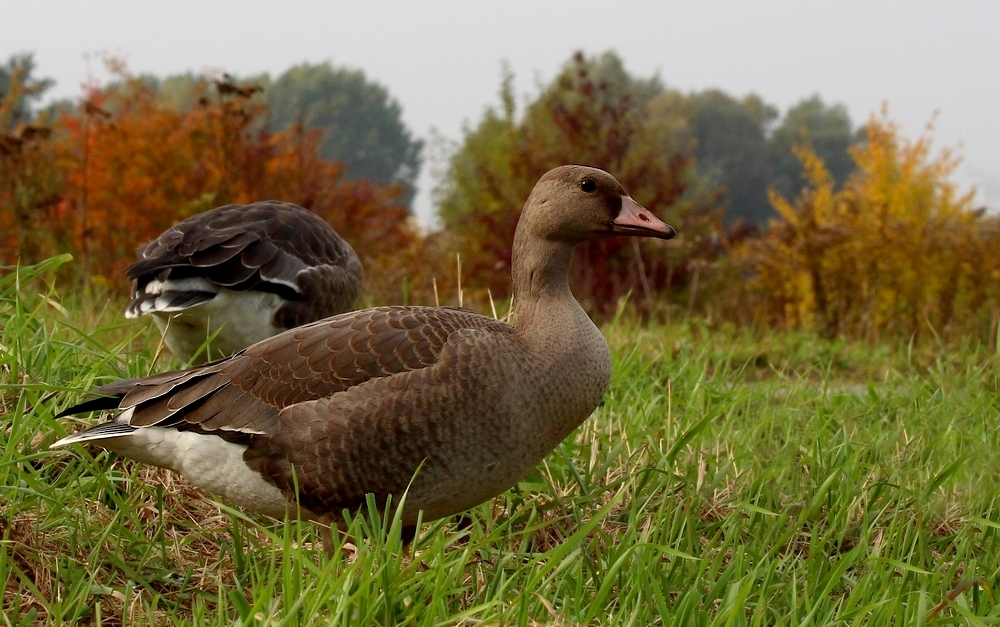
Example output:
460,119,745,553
4,257,1000,625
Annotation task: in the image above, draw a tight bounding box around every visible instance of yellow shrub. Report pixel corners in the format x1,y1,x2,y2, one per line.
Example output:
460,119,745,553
735,111,999,345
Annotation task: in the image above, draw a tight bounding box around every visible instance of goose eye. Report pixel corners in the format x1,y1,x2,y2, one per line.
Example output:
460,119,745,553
580,178,597,193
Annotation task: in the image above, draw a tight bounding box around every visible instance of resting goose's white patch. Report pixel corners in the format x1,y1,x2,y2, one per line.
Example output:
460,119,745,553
144,277,220,298
152,288,286,360
126,278,218,318
261,271,302,293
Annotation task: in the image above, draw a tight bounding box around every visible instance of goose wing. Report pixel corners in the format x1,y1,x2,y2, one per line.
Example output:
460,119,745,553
125,201,362,318
56,306,507,444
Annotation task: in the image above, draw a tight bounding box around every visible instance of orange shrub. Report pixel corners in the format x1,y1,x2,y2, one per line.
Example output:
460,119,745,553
1,65,420,304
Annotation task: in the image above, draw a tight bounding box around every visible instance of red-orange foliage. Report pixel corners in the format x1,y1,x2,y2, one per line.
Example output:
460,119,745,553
0,63,62,263
1,64,418,302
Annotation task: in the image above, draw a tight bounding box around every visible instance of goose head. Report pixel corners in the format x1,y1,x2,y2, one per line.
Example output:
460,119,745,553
518,165,677,244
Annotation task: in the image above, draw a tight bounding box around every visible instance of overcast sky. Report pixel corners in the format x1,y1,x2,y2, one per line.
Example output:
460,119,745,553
5,1,998,225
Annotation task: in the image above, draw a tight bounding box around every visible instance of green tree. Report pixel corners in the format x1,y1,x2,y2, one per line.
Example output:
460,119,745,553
687,90,778,225
266,62,423,205
769,95,857,201
0,53,53,129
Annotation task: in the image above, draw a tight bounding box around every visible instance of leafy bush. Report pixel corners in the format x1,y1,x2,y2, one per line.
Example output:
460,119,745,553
733,111,1000,346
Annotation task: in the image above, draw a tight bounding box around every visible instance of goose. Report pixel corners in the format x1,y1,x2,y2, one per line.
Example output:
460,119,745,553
125,201,363,363
53,165,675,545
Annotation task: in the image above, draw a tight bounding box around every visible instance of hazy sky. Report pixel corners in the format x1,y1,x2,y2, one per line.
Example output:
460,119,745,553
5,1,998,225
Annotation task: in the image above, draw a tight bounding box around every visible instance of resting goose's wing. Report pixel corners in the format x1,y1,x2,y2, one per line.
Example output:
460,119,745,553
56,306,508,444
125,201,363,320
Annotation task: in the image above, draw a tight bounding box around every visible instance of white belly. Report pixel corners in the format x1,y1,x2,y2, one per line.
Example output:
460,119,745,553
105,427,295,519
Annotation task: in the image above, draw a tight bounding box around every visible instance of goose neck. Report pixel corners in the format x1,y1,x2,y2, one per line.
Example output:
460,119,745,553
509,233,578,330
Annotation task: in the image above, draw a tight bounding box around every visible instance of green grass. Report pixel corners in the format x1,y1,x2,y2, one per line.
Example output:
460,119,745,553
4,257,1000,625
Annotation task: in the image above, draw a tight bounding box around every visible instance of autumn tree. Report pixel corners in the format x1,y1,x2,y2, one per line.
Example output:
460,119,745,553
1,61,420,304
116,63,424,206
0,55,60,262
260,119,420,301
436,51,723,318
734,110,999,344
51,70,269,276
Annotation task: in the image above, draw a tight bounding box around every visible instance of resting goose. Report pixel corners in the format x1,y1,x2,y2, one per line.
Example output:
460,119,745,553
54,165,675,543
126,201,363,363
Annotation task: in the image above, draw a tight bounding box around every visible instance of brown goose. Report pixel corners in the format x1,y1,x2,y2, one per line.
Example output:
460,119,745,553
126,201,363,363
53,165,675,542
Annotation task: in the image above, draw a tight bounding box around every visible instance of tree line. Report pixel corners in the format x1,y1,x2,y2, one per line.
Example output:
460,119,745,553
3,51,997,347
0,56,420,301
